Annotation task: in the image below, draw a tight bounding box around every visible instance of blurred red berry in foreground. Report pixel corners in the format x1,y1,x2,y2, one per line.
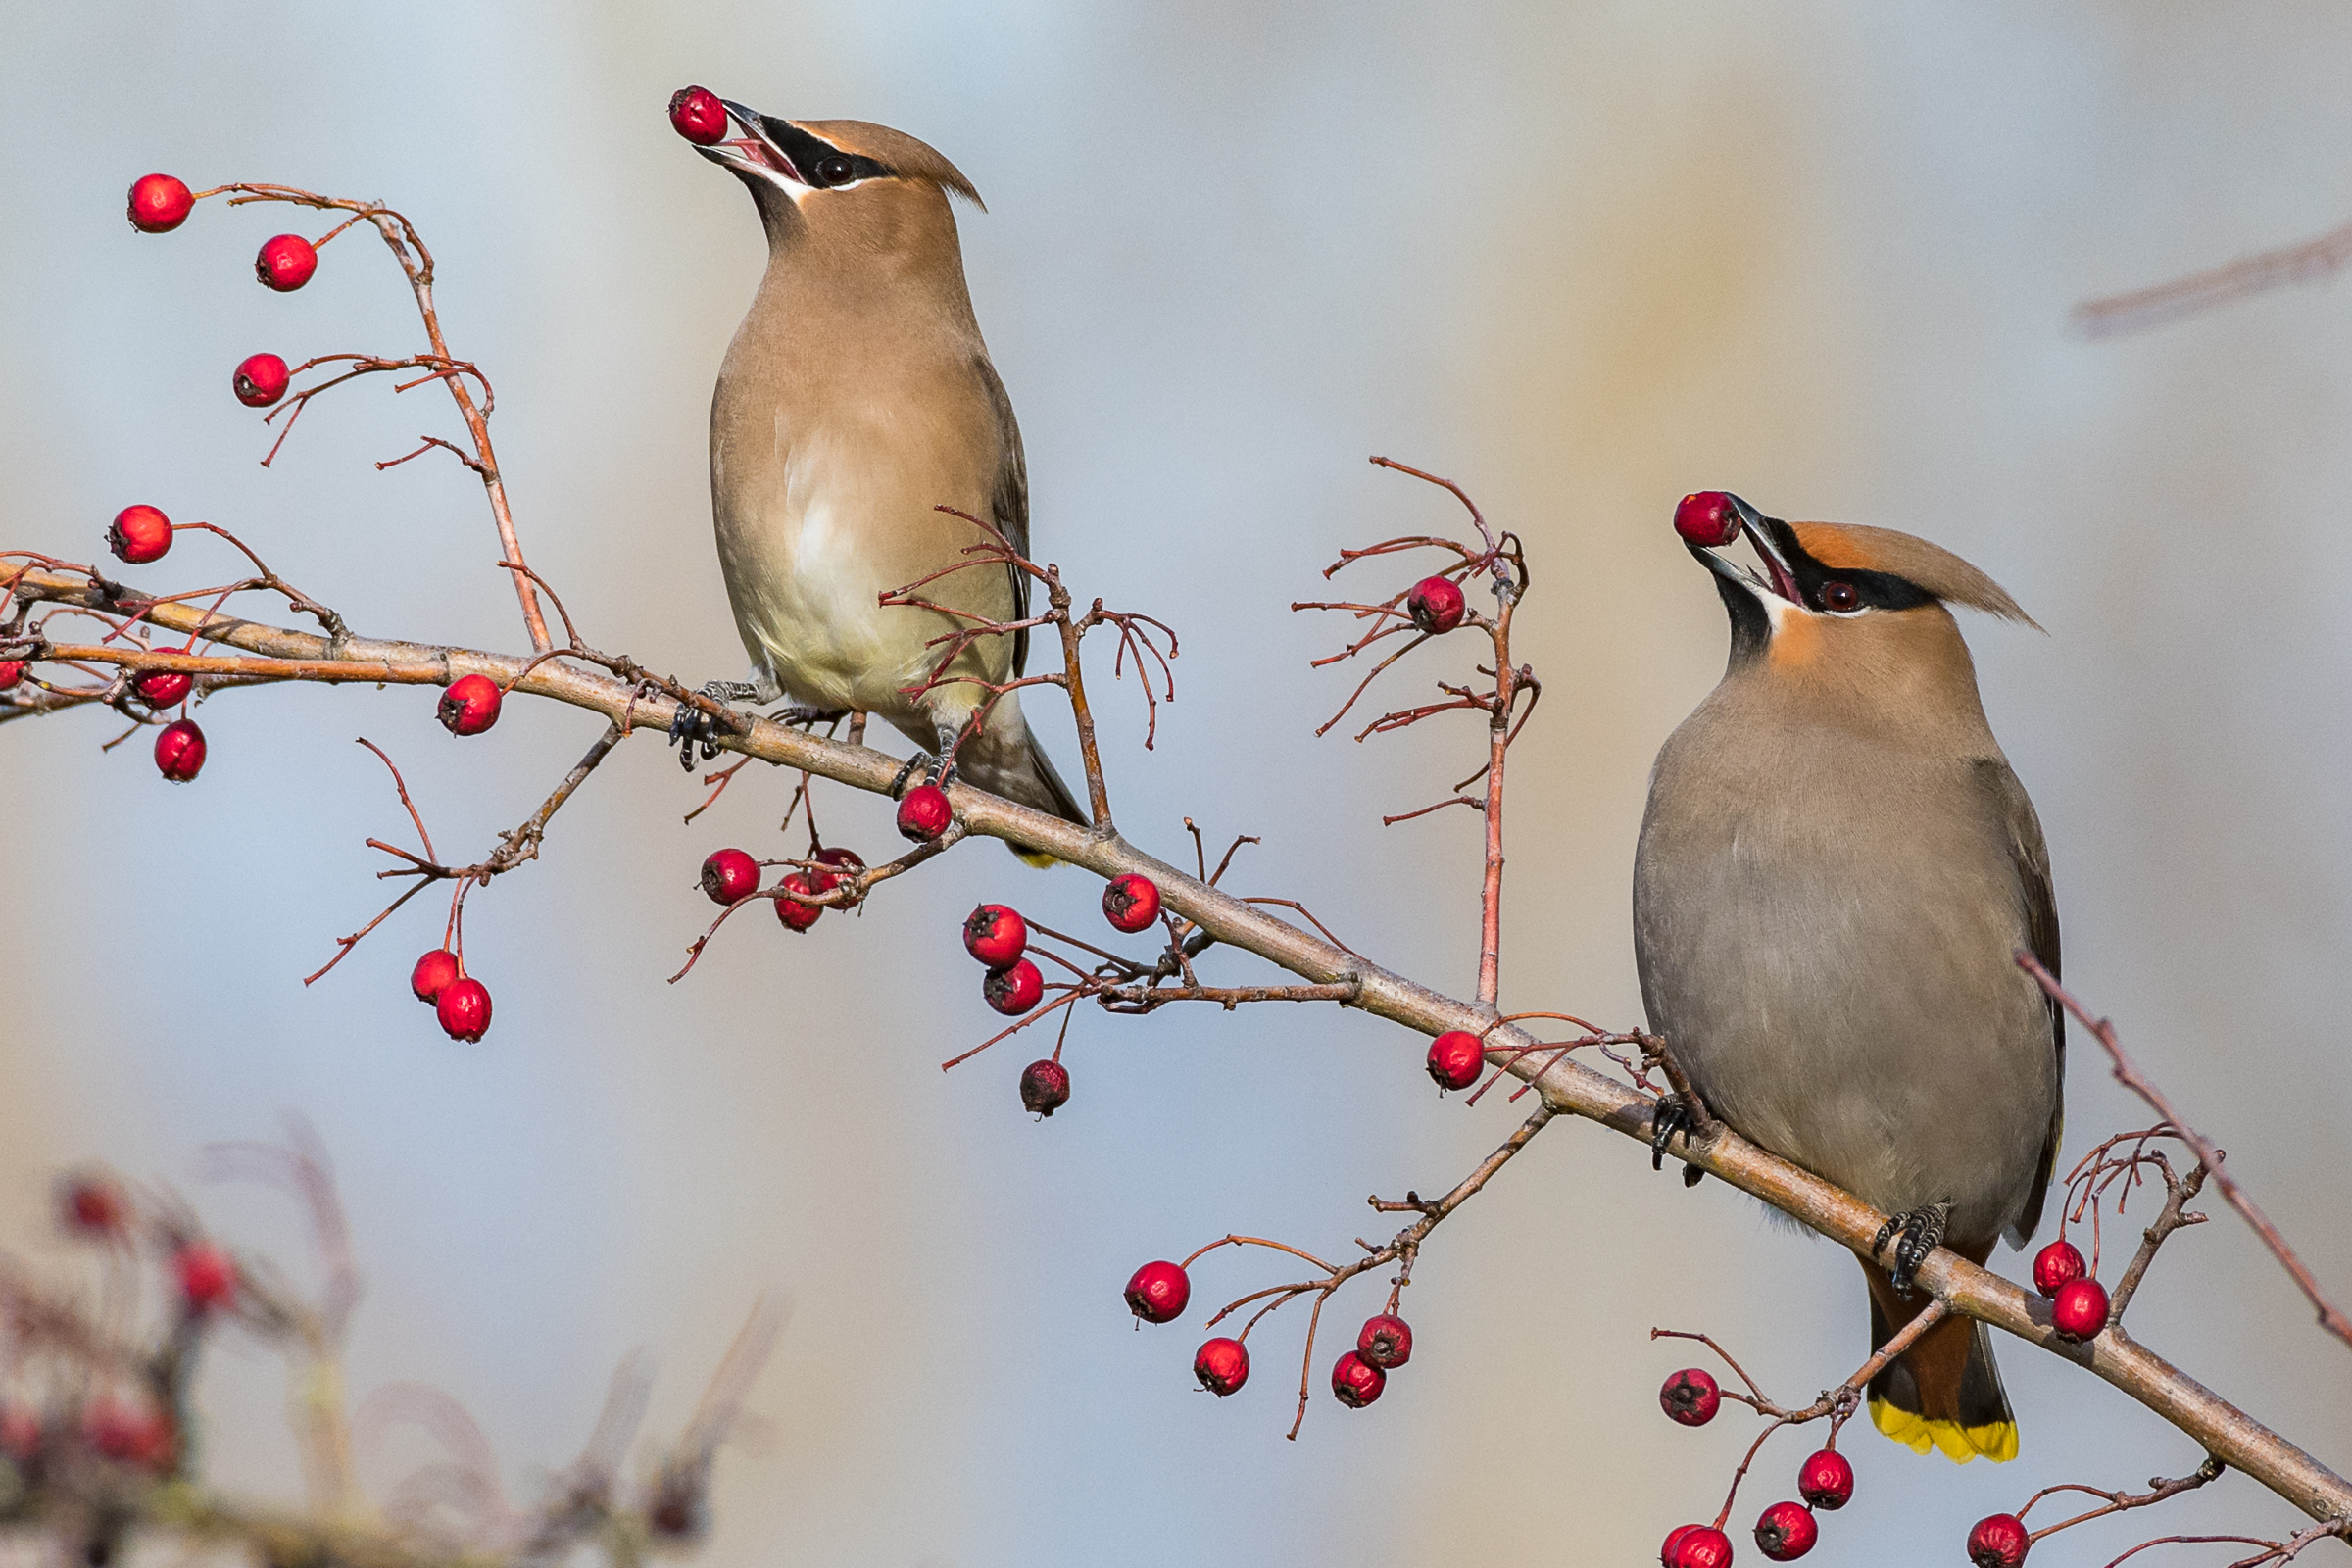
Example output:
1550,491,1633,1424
1019,1058,1070,1115
1967,1512,2031,1568
1193,1337,1250,1396
85,1396,173,1469
668,86,728,145
255,233,318,291
109,504,172,564
410,948,460,1004
233,352,290,408
1754,1500,1817,1560
1796,1447,1852,1510
983,956,1043,1015
174,1242,236,1313
154,717,206,782
897,783,951,842
1405,574,1466,634
60,1175,126,1236
1356,1313,1412,1369
1660,1366,1720,1426
1425,1029,1485,1091
437,673,503,735
1123,1260,1190,1324
436,976,493,1042
126,173,193,233
964,903,1028,966
1330,1350,1386,1408
700,848,760,905
2033,1239,2085,1298
1102,872,1161,933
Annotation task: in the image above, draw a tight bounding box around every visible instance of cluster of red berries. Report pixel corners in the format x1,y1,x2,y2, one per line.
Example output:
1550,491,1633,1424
700,844,862,933
1657,1366,1853,1563
2032,1237,2109,1343
1121,1258,1415,1411
127,174,319,409
410,948,493,1042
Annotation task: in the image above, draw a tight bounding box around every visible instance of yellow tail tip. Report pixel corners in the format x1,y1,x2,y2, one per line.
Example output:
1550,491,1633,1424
1869,1398,2018,1463
1012,847,1058,869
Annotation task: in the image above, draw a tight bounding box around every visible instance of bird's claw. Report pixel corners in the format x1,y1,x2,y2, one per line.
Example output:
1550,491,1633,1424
776,705,850,730
1872,1201,1951,1296
667,682,749,771
888,751,960,798
1651,1094,1697,1172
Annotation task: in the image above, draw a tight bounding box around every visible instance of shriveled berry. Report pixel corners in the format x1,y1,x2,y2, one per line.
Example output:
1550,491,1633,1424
1660,1366,1720,1426
775,871,824,932
127,173,194,233
437,673,503,735
255,233,318,291
154,717,206,782
1356,1313,1412,1369
668,85,729,145
1666,1526,1735,1568
60,1175,126,1236
897,783,952,842
1426,1029,1485,1091
1405,574,1466,634
0,661,24,691
1193,1337,1250,1396
233,352,290,408
109,504,172,564
1019,1058,1070,1115
964,903,1028,966
700,848,760,905
410,948,460,1004
983,957,1044,1015
436,976,493,1042
1795,1447,1852,1510
1123,1260,1190,1323
1330,1350,1386,1408
1754,1500,1817,1561
131,667,192,708
2033,1239,2085,1298
1102,872,1161,933
175,1242,236,1312
2050,1277,2109,1343
1675,491,1743,548
1967,1512,2031,1568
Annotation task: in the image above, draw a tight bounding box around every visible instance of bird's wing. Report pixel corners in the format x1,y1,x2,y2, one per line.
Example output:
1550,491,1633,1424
975,355,1032,677
1978,758,2065,1246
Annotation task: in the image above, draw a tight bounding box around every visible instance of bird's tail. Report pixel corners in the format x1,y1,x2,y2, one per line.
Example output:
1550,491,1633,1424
1862,1262,2018,1463
953,698,1090,865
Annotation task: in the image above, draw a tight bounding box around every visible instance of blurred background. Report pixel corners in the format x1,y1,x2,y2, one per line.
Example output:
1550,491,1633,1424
5,2,2352,1563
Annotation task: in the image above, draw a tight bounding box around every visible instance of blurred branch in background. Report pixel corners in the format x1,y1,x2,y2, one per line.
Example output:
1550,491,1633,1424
2074,213,2352,337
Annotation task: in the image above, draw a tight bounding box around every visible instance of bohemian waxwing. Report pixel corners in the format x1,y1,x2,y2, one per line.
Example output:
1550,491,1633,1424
683,101,1087,848
1633,491,2063,1464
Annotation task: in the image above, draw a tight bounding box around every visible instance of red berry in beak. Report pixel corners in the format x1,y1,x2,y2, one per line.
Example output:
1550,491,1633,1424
1659,1366,1720,1426
436,976,493,1042
1019,1057,1070,1115
410,948,459,1004
60,1175,126,1236
174,1242,236,1312
897,783,952,842
131,668,192,708
255,233,318,291
1754,1500,1817,1561
437,673,503,735
1795,1447,1852,1510
1405,574,1466,634
1193,1337,1250,1396
1123,1260,1190,1323
964,904,1029,966
154,717,206,782
1966,1512,2031,1568
700,848,760,905
1664,1526,1735,1568
1356,1313,1412,1369
1330,1350,1386,1408
109,504,172,564
983,956,1044,1014
775,871,824,932
127,173,194,233
1675,492,1742,548
0,661,24,691
233,352,290,408
2050,1277,2109,1342
1102,872,1161,933
1425,1030,1485,1091
668,85,728,145
2033,1238,2085,1298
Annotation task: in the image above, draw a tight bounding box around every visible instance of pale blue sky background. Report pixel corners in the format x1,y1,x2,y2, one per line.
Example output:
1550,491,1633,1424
5,4,2352,1565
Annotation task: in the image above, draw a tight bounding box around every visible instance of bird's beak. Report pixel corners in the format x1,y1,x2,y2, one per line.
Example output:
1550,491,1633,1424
697,99,806,188
1692,494,1803,606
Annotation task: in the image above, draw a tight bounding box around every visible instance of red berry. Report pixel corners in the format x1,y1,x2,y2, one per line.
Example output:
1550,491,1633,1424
410,948,460,1004
109,504,172,564
174,1242,236,1312
436,976,493,1042
1330,1350,1386,1408
1666,1526,1735,1568
1405,574,1466,634
0,1405,39,1462
60,1175,126,1236
1425,1029,1485,1091
1967,1512,2031,1568
154,717,206,782
2033,1238,2085,1298
85,1396,173,1469
131,667,193,708
437,673,503,735
127,173,194,233
775,871,824,932
897,783,952,842
1675,491,1742,548
2050,1277,2109,1342
1356,1313,1412,1369
1661,1525,1701,1566
964,903,1029,966
668,85,729,145
1193,1337,1250,1396
1659,1366,1720,1426
1123,1260,1190,1324
233,352,290,408
0,661,24,691
1754,1500,1817,1561
1019,1058,1070,1115
255,233,318,291
813,846,865,874
983,957,1044,1015
700,848,760,905
1795,1447,1852,1510
1102,872,1162,933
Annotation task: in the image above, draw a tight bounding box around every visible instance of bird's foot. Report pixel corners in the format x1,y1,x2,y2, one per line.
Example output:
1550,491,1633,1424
889,750,959,797
666,682,750,771
1651,1094,1698,1172
1871,1200,1952,1296
775,705,851,730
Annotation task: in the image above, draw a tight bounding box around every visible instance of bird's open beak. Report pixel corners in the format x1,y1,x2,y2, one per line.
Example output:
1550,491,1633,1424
1692,494,1803,606
698,100,806,186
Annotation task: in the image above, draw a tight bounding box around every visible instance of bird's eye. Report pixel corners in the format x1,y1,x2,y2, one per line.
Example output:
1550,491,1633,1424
1821,581,1861,612
814,155,856,185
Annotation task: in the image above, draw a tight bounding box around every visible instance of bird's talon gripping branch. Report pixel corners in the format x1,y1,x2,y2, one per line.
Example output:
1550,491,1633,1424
1873,1201,1951,1295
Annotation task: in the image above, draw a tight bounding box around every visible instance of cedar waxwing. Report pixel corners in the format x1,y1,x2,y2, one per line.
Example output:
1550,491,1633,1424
684,101,1088,839
1632,492,2063,1464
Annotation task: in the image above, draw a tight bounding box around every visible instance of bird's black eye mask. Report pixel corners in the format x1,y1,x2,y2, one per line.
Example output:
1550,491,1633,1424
1760,518,1938,615
758,118,893,188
